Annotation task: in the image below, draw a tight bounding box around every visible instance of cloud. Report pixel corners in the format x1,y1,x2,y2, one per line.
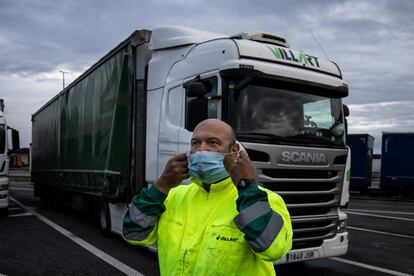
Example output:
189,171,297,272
0,0,413,151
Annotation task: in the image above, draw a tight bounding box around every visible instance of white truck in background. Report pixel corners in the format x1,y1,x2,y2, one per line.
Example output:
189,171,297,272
0,99,20,213
32,26,351,264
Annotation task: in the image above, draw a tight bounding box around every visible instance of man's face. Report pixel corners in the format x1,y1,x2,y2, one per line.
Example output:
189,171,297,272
191,121,239,171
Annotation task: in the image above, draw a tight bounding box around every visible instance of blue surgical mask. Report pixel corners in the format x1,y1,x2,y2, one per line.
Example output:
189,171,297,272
188,151,230,184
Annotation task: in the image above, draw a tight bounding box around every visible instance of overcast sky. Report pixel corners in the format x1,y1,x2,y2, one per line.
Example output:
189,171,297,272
0,0,413,153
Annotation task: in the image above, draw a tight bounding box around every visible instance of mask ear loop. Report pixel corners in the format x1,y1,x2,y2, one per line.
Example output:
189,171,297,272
235,150,241,163
224,150,241,163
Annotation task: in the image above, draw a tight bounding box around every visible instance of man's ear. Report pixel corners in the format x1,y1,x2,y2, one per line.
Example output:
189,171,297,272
232,142,240,153
230,141,242,162
235,141,245,152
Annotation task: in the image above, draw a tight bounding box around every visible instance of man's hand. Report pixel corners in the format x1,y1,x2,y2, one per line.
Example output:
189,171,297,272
230,150,256,186
155,153,189,194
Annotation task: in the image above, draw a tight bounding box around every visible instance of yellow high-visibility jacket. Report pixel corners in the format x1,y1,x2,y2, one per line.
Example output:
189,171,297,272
123,177,292,275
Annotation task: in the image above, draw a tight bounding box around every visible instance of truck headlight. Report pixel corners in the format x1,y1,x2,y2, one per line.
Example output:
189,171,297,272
337,220,347,233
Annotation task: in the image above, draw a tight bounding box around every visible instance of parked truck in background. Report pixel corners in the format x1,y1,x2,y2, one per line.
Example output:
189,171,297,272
32,26,351,264
381,132,414,193
0,99,20,213
347,134,374,192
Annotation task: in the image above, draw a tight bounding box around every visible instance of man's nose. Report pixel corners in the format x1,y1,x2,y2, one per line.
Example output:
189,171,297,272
198,142,210,151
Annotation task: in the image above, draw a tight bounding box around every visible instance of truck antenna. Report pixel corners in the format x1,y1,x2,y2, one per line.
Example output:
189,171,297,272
308,29,330,60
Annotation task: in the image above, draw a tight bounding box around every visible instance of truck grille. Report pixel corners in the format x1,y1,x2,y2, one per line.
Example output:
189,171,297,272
261,168,343,250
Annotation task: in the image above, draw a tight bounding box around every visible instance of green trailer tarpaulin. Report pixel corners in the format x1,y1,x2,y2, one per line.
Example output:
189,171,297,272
32,46,133,202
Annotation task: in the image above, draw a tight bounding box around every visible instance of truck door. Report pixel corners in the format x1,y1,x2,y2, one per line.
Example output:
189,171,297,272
157,84,184,177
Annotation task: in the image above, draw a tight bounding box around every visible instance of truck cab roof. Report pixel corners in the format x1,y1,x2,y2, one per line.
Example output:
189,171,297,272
149,26,342,79
149,25,225,50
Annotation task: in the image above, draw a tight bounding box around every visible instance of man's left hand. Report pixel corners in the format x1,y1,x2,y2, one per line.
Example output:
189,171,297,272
230,150,256,186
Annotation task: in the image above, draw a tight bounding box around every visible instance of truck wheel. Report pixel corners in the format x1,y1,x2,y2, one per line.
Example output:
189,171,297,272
99,201,111,236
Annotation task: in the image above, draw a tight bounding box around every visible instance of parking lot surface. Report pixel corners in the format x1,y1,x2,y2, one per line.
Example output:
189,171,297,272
1,181,412,276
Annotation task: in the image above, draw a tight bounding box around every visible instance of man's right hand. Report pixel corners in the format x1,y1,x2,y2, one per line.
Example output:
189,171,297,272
155,153,189,194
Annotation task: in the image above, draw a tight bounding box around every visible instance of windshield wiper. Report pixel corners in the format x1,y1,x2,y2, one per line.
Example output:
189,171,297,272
287,134,335,145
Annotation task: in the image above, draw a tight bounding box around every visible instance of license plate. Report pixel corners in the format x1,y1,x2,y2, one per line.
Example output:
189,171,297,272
285,250,319,262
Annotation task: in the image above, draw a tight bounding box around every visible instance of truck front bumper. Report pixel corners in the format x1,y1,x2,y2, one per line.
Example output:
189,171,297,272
275,231,348,264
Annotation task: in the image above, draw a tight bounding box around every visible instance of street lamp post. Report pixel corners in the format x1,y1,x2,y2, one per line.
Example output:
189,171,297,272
59,70,68,89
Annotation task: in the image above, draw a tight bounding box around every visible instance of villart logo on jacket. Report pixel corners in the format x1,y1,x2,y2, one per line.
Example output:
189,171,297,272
216,235,239,242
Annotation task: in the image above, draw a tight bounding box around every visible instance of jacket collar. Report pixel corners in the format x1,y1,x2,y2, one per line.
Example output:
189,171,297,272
193,176,235,193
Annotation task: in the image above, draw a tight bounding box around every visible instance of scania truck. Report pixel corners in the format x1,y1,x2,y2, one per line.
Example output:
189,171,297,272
0,99,20,213
32,26,350,264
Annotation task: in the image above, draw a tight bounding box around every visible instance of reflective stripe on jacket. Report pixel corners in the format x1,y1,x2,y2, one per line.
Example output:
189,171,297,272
123,177,292,276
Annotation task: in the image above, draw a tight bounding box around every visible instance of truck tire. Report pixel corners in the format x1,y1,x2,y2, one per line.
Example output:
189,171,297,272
98,201,112,236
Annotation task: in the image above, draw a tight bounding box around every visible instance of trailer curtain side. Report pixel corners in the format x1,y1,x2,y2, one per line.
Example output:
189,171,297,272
32,47,134,202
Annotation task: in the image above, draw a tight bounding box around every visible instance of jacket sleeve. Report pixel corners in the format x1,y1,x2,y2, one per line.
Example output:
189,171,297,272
122,184,167,246
234,183,293,261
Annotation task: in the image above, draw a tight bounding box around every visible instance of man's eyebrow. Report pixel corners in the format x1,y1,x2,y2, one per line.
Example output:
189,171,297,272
191,136,222,143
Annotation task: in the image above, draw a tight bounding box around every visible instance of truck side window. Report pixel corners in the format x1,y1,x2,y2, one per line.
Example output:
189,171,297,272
167,85,183,126
185,77,218,131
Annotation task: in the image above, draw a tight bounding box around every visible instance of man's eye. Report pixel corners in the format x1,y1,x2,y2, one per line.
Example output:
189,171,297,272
209,141,218,145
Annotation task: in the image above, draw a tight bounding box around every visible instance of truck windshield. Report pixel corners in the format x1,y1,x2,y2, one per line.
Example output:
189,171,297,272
0,124,5,153
227,82,345,147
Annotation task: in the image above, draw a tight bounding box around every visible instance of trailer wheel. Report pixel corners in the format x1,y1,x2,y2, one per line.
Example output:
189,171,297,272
99,201,111,236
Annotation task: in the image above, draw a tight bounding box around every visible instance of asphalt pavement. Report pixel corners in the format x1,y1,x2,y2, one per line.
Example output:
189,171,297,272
1,181,413,276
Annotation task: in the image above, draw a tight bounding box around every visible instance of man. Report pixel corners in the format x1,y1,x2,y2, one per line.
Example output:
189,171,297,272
123,119,292,275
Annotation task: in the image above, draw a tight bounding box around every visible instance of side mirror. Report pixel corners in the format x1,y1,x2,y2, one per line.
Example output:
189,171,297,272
185,82,209,98
186,97,208,131
184,77,215,131
342,104,349,136
343,104,350,117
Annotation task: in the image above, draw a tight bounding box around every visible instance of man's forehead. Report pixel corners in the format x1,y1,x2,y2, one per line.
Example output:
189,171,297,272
193,125,228,140
192,119,234,142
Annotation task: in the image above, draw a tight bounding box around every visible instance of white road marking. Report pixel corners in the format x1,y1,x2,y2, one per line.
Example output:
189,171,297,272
10,197,144,276
348,226,414,240
347,208,414,216
345,211,414,222
331,257,413,276
8,212,34,218
9,187,34,191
